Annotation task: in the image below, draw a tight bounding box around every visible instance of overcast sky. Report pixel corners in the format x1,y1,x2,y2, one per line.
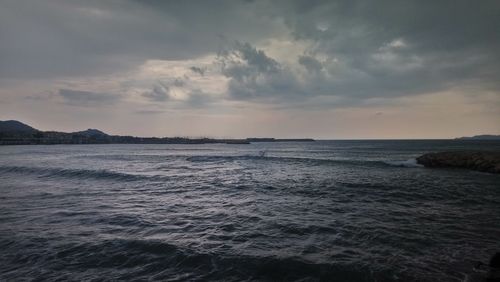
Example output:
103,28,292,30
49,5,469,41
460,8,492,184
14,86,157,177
1,0,499,138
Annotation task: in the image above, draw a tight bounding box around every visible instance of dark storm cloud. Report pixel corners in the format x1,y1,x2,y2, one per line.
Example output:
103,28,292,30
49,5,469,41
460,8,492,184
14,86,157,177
228,42,280,74
219,42,280,79
0,0,282,79
59,89,121,106
218,41,305,101
215,0,500,103
279,0,500,96
1,0,499,106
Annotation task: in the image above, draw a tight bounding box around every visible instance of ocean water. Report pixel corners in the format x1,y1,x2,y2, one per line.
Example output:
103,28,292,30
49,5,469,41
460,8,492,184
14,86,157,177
1,140,499,281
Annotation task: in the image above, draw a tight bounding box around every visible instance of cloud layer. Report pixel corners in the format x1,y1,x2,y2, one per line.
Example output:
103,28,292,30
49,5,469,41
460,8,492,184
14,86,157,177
59,89,121,106
0,0,499,137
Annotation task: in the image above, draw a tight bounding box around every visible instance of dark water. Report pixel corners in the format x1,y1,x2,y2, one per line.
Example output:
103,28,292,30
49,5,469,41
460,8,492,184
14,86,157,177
1,140,499,281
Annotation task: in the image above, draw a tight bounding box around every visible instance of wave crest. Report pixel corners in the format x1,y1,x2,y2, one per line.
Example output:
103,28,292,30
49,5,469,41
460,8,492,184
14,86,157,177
0,166,148,181
383,159,423,168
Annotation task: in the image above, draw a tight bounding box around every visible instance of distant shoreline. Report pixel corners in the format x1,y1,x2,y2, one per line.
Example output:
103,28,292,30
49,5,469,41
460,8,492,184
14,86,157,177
0,138,316,146
2,120,500,145
0,120,315,145
3,139,500,147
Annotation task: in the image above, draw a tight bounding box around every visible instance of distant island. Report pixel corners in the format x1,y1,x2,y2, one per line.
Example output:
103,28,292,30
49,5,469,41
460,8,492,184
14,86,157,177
0,120,314,145
455,134,500,140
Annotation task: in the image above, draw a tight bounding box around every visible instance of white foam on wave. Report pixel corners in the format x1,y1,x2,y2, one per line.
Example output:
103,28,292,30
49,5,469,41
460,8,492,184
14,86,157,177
384,158,423,168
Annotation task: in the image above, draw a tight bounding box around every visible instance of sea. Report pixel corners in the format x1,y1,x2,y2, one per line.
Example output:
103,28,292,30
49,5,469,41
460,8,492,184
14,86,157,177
1,140,499,281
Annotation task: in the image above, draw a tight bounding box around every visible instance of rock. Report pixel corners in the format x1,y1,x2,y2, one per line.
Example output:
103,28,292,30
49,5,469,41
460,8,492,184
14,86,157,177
416,151,500,174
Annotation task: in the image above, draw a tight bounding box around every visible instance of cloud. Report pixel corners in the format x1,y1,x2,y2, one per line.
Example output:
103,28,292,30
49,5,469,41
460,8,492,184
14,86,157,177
135,110,166,115
387,38,406,49
142,84,170,102
172,79,185,87
219,41,280,80
298,55,323,73
189,66,206,76
217,41,305,101
3,0,499,104
0,0,285,80
59,89,121,106
185,89,214,108
1,0,499,138
280,0,500,96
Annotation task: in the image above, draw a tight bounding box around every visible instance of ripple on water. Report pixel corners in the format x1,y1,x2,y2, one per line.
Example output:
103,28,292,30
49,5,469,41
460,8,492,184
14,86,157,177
1,141,499,281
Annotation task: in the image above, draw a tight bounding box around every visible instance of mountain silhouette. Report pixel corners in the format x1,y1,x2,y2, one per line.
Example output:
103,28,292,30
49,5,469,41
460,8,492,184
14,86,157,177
73,129,109,137
0,120,38,133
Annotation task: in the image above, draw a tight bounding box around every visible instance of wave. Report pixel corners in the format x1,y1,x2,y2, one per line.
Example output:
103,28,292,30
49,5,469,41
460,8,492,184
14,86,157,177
0,157,423,183
73,154,180,162
383,158,423,168
0,165,152,182
2,237,394,282
188,155,364,164
187,155,423,169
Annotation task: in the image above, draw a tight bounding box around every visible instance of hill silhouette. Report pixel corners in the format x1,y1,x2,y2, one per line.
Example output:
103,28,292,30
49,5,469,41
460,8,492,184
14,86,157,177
0,120,38,133
0,120,313,145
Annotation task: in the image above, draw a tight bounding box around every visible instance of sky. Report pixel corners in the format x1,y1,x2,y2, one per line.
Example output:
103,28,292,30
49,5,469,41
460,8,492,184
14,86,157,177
0,0,499,139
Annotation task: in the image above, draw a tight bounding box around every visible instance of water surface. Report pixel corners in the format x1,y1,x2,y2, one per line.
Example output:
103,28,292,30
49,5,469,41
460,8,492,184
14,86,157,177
1,140,499,281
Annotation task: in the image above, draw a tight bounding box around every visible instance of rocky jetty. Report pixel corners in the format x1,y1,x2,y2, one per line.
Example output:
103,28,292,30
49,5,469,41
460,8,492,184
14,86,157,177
416,151,500,174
